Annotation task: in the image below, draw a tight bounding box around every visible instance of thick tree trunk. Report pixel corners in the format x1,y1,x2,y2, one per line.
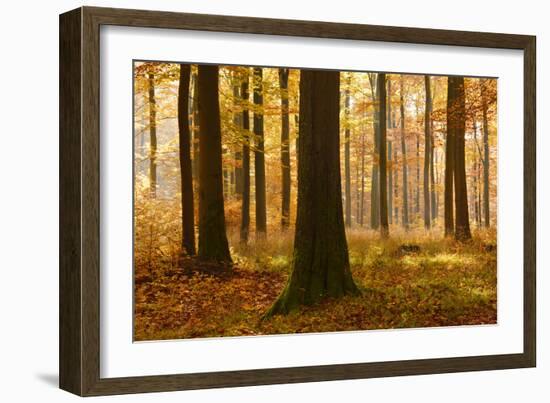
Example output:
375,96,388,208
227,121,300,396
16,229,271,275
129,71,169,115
279,68,291,230
444,77,456,237
452,77,472,241
178,64,196,256
368,73,380,229
253,67,267,238
240,71,251,244
378,73,389,238
267,70,358,316
147,72,157,198
423,76,432,229
344,80,352,227
192,72,200,185
399,76,409,230
481,79,491,228
197,65,232,262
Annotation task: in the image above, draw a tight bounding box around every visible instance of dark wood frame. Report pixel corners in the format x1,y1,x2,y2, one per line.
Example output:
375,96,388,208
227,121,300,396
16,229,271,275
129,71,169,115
60,6,536,396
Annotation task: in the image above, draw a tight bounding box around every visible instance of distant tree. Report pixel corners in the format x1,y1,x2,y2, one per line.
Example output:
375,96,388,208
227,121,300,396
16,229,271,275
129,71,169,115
267,70,358,315
177,64,195,256
399,76,410,230
253,67,267,238
197,65,232,262
424,75,432,229
279,68,291,230
147,71,157,198
240,69,251,244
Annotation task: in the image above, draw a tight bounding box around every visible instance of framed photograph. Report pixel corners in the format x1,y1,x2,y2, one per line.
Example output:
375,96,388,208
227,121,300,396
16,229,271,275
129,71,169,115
59,6,536,396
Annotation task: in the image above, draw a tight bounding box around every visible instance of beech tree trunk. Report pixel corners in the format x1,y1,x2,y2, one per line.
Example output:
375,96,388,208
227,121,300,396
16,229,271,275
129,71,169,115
344,79,352,227
240,70,251,243
452,77,472,241
147,72,157,198
233,73,243,196
387,78,393,225
445,76,456,237
430,80,437,220
177,64,196,256
423,76,432,229
253,67,267,238
192,72,200,185
197,65,232,262
378,73,389,237
400,76,409,230
279,68,291,230
368,73,380,229
267,70,358,316
481,79,491,228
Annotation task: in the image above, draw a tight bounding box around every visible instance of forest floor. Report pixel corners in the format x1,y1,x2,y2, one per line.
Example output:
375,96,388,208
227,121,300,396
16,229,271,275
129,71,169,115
134,228,497,341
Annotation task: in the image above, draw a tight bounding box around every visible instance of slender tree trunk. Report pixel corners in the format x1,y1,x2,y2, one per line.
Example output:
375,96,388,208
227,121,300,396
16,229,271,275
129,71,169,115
430,80,437,220
378,73,389,237
394,143,399,224
197,65,232,262
279,68,291,230
253,67,267,238
399,76,409,230
481,79,491,228
147,72,157,198
178,65,196,256
360,132,365,226
387,78,393,225
388,140,393,225
267,70,358,316
416,132,420,216
368,73,380,229
233,74,243,196
423,75,432,229
240,70,251,243
344,78,352,227
444,77,455,237
452,77,472,241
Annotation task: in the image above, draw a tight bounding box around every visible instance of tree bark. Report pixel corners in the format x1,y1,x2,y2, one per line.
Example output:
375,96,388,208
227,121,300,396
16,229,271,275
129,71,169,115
240,70,251,244
430,79,437,220
400,76,409,230
378,73,389,237
192,72,200,185
253,67,267,238
387,78,393,225
481,79,491,228
197,65,232,262
452,77,472,241
424,76,432,229
233,72,243,196
344,78,352,227
368,73,380,229
178,64,196,256
444,77,456,237
147,72,157,198
267,70,358,316
279,68,291,230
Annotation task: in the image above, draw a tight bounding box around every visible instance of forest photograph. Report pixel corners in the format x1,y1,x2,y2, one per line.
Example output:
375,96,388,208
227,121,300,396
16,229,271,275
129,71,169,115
133,61,498,341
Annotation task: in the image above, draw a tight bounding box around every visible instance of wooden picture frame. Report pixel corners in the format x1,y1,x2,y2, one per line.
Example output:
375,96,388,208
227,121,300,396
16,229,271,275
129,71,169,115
59,6,536,396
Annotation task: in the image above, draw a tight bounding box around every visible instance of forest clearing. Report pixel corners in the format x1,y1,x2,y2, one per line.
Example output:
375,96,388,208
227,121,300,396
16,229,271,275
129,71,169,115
133,62,497,341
